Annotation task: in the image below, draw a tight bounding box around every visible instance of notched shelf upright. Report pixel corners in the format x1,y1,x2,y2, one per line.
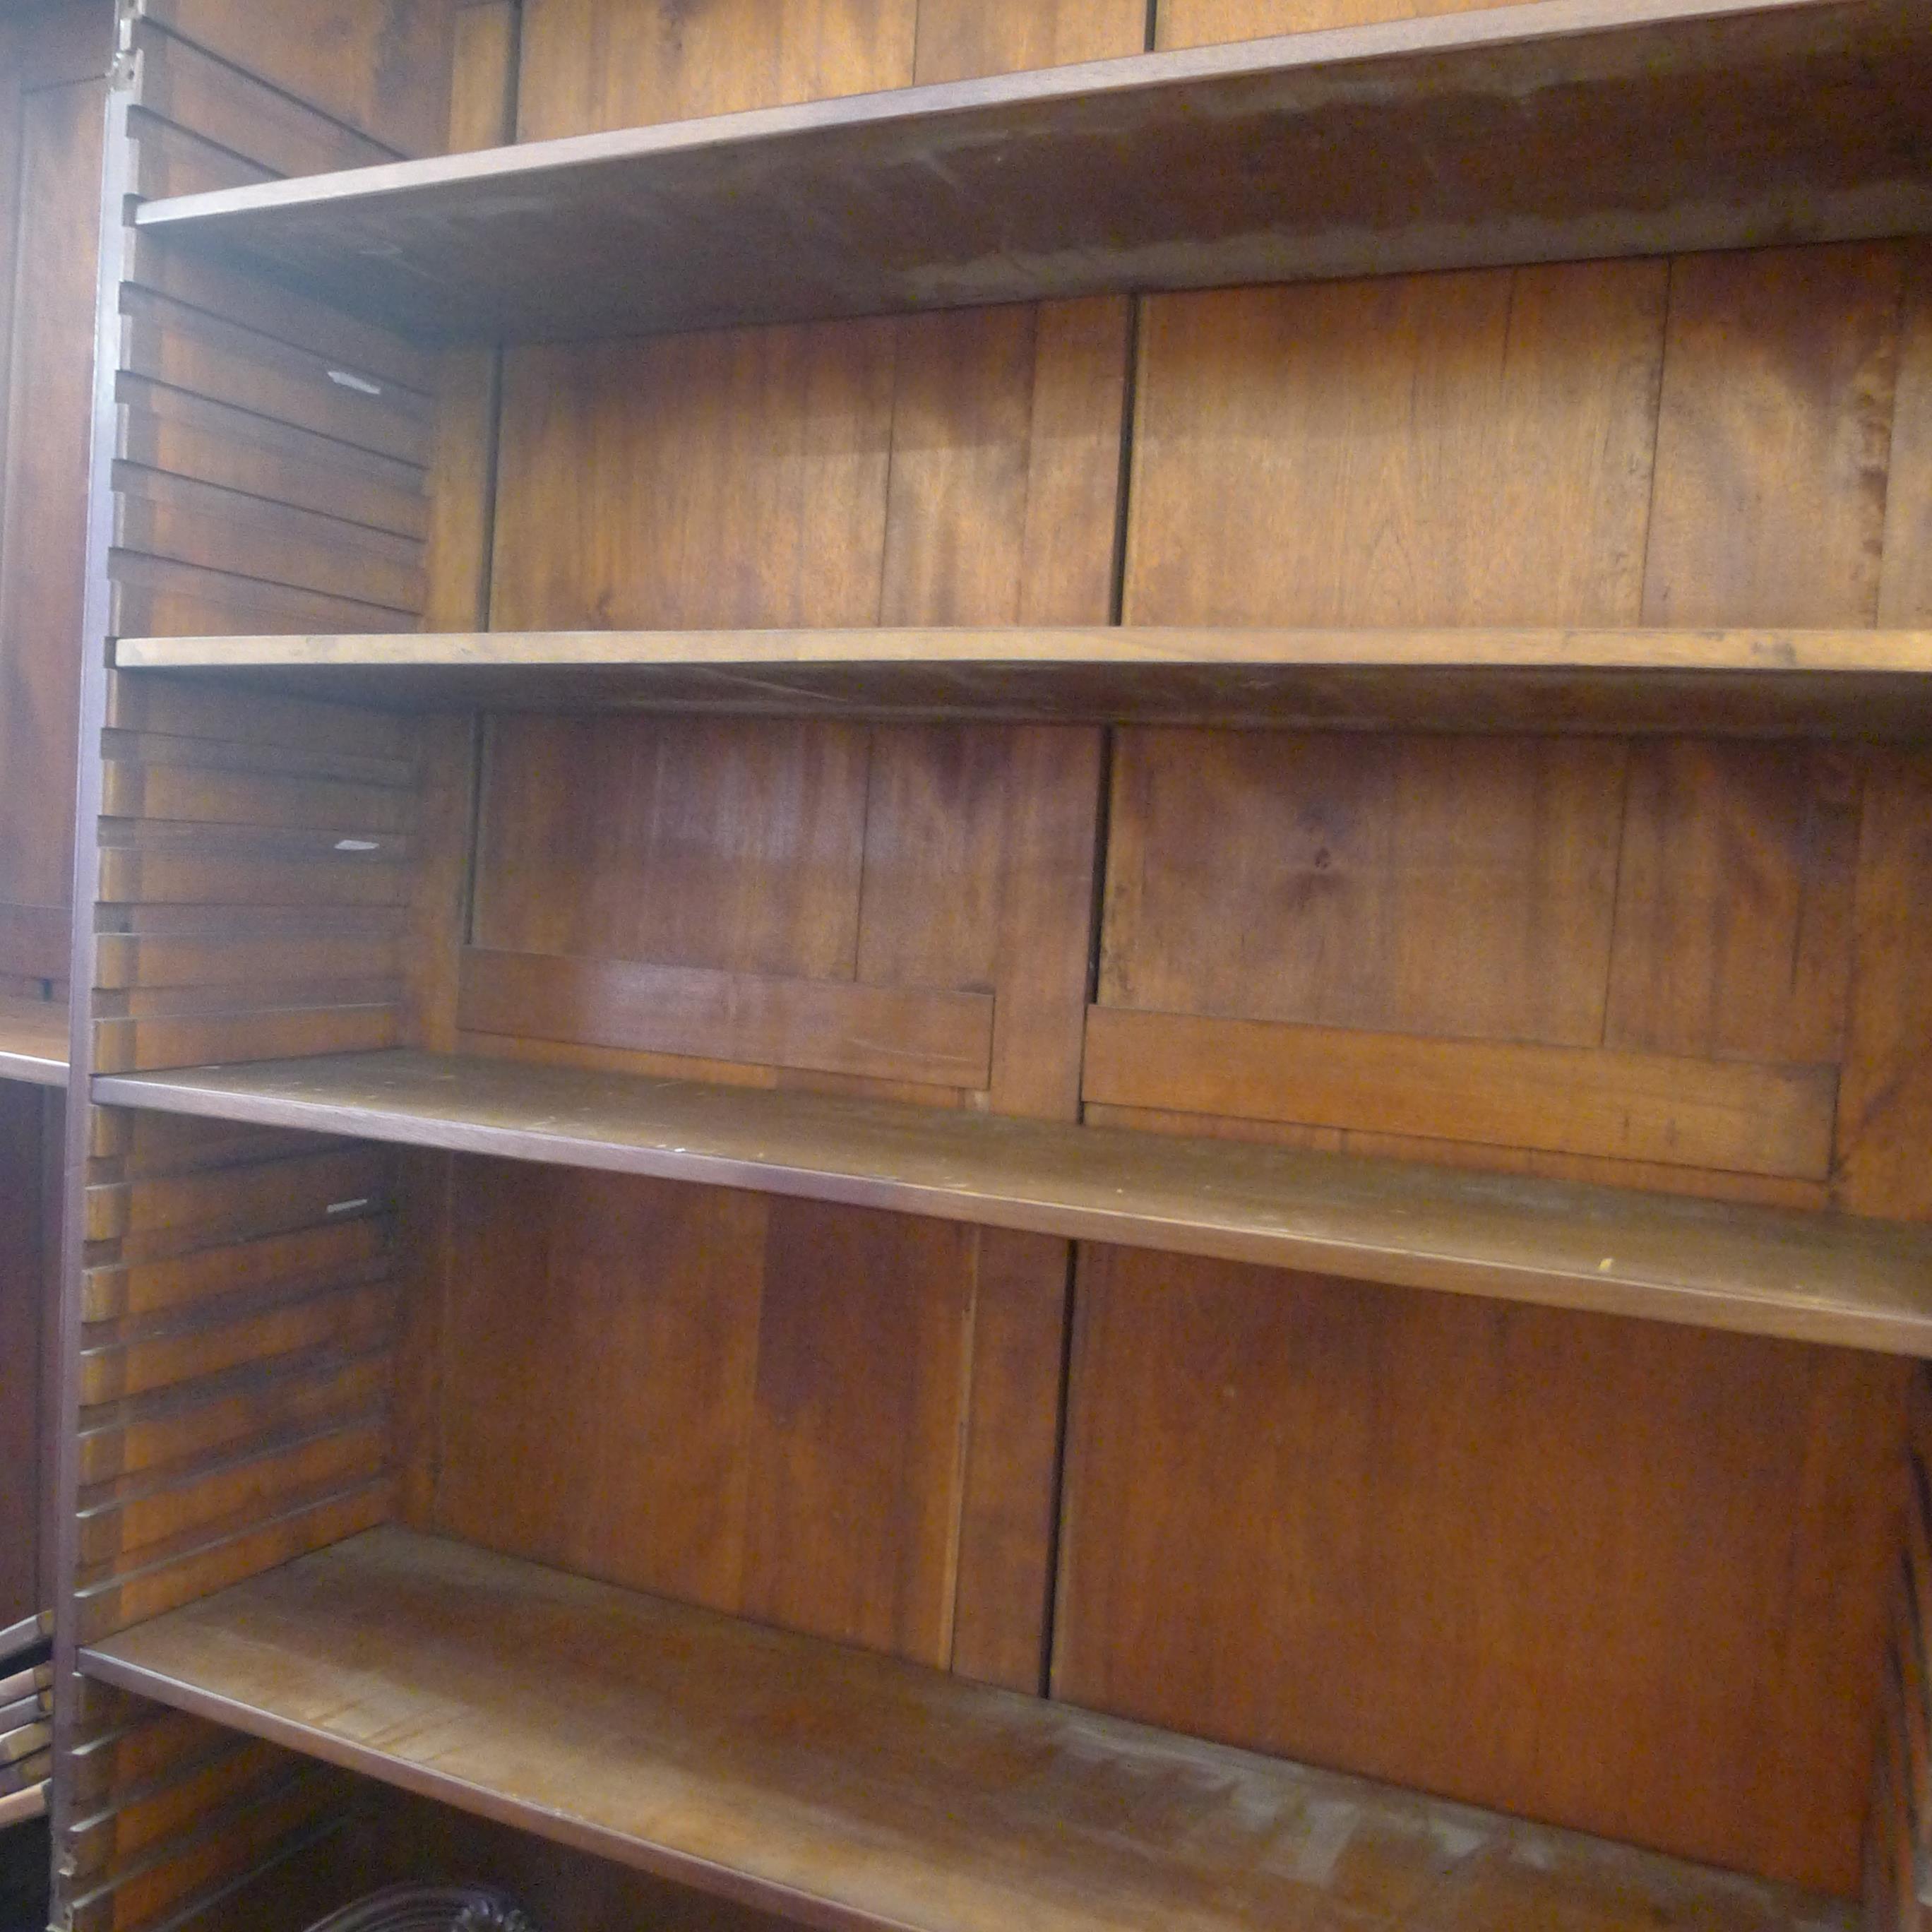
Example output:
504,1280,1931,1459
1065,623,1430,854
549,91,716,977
51,1,1932,1930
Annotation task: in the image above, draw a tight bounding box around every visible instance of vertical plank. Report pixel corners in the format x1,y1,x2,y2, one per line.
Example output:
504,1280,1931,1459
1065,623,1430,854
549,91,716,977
1157,0,1520,45
1099,729,1626,1048
1605,742,1863,1066
474,716,871,976
948,1230,1069,1693
1836,749,1932,1221
447,0,520,155
878,307,1040,627
912,0,1145,82
431,1166,982,1670
513,0,916,140
1642,242,1905,628
1123,261,1667,627
433,1164,768,1613
490,323,898,631
1018,298,1135,624
739,1200,977,1664
1879,243,1932,627
1054,1245,1908,1896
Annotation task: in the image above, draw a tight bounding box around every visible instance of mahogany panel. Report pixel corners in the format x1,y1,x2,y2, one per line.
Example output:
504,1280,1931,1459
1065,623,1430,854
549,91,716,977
429,1163,977,1667
1124,261,1667,628
1098,729,1625,1046
1642,242,1904,628
1158,0,1520,40
1054,1245,1910,1892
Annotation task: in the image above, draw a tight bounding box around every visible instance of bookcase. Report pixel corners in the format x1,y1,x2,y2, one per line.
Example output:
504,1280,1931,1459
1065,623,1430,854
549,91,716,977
28,1,1932,1928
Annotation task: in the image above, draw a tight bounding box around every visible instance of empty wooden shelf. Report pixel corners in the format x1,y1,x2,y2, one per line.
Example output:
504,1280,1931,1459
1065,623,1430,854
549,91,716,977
78,1527,1855,1932
112,626,1932,733
90,1049,1932,1354
0,997,66,1090
130,0,1932,342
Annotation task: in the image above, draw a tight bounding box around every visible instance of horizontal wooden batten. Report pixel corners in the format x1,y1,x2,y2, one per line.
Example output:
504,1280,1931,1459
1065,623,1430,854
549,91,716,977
78,1527,1855,1932
1083,1008,1838,1181
458,949,995,1088
131,1,1932,344
113,626,1932,734
0,994,68,1087
92,1049,1932,1354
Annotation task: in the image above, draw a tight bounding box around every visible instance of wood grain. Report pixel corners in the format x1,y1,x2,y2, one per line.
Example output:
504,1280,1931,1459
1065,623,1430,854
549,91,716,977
1880,243,1932,627
1604,741,1863,1065
1158,0,1517,42
90,1050,1932,1356
458,949,994,1090
1836,751,1932,1220
1053,1245,1908,1892
131,6,1932,342
1100,729,1625,1045
0,994,66,1086
1643,243,1905,628
109,624,1932,736
430,1163,977,1667
1126,262,1666,626
1083,1007,1838,1179
80,1525,1861,1932
136,0,456,157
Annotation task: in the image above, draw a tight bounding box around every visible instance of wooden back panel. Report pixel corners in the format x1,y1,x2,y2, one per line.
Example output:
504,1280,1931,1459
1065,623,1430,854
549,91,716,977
0,2,109,989
1045,236,1932,1902
513,0,1146,139
1056,1249,1909,1893
1157,0,1539,46
435,10,1145,1698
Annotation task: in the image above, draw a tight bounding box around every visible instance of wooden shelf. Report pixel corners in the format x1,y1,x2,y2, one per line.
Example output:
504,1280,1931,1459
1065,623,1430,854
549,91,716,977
0,995,66,1088
130,0,1932,343
112,627,1932,734
93,1049,1932,1355
79,1526,1856,1932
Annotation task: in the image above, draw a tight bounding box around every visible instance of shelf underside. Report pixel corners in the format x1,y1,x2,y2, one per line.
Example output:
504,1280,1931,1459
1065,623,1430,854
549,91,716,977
0,995,67,1088
131,0,1932,342
79,1527,1856,1932
112,628,1932,734
93,1049,1932,1355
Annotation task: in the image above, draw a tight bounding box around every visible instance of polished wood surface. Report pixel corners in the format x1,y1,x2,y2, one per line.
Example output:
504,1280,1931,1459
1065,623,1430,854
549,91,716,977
0,995,66,1087
132,2,1932,343
112,625,1932,734
515,0,1146,138
93,1049,1932,1354
428,1164,982,1666
1054,1248,1907,1891
81,1525,1859,1932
